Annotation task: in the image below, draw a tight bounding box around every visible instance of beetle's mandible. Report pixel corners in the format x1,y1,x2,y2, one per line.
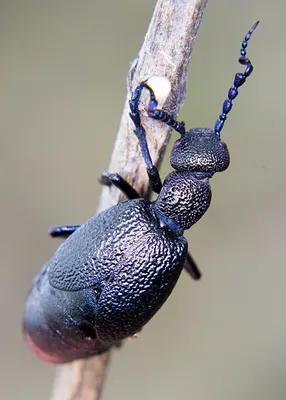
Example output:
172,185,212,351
23,22,259,363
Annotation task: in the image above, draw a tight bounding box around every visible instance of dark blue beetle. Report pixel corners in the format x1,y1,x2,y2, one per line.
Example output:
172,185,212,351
23,22,258,363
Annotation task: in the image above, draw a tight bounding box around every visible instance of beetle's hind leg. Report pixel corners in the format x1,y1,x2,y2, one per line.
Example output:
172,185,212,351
184,252,201,280
99,172,140,199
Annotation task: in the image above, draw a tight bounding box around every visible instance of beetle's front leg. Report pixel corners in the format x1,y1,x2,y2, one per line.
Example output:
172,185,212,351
129,85,163,194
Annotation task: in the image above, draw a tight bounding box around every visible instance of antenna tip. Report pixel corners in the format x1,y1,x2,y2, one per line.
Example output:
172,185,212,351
251,20,260,32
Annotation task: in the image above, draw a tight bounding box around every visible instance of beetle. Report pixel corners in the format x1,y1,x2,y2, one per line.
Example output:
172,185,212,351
23,22,259,363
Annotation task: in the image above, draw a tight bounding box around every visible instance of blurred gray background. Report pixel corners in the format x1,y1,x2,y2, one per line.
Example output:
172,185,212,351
1,0,285,399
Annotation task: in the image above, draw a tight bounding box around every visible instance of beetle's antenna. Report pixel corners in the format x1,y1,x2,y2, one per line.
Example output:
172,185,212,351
214,21,259,136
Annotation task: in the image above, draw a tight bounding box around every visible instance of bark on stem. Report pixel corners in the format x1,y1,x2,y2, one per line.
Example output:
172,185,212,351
51,0,208,399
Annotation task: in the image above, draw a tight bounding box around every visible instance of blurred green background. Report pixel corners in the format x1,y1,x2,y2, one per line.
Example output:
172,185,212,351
1,0,285,399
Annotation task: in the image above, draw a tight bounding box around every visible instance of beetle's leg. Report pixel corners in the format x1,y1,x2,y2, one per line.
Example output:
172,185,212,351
99,172,140,199
48,225,80,239
139,82,186,135
129,85,162,194
50,174,140,240
49,173,140,240
184,252,201,280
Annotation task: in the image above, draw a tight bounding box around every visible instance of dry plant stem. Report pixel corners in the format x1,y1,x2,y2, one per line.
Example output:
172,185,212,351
51,0,208,399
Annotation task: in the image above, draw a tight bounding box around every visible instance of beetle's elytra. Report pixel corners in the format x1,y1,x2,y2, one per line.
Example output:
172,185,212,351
23,22,258,364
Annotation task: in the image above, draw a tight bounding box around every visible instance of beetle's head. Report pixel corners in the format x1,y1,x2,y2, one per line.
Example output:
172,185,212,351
170,128,230,175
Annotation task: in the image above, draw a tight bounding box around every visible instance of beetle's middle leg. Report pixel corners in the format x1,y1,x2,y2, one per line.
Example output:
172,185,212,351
99,172,140,200
49,174,140,240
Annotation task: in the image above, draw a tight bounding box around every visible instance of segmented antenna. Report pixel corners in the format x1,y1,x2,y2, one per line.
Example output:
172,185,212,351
214,21,259,136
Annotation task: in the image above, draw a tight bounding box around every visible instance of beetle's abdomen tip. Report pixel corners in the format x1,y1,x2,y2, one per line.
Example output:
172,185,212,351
24,331,62,364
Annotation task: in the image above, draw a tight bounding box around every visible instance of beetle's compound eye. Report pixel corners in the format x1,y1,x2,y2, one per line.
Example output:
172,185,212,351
170,128,230,174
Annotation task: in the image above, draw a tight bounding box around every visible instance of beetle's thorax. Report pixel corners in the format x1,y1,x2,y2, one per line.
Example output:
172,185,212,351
153,171,212,232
